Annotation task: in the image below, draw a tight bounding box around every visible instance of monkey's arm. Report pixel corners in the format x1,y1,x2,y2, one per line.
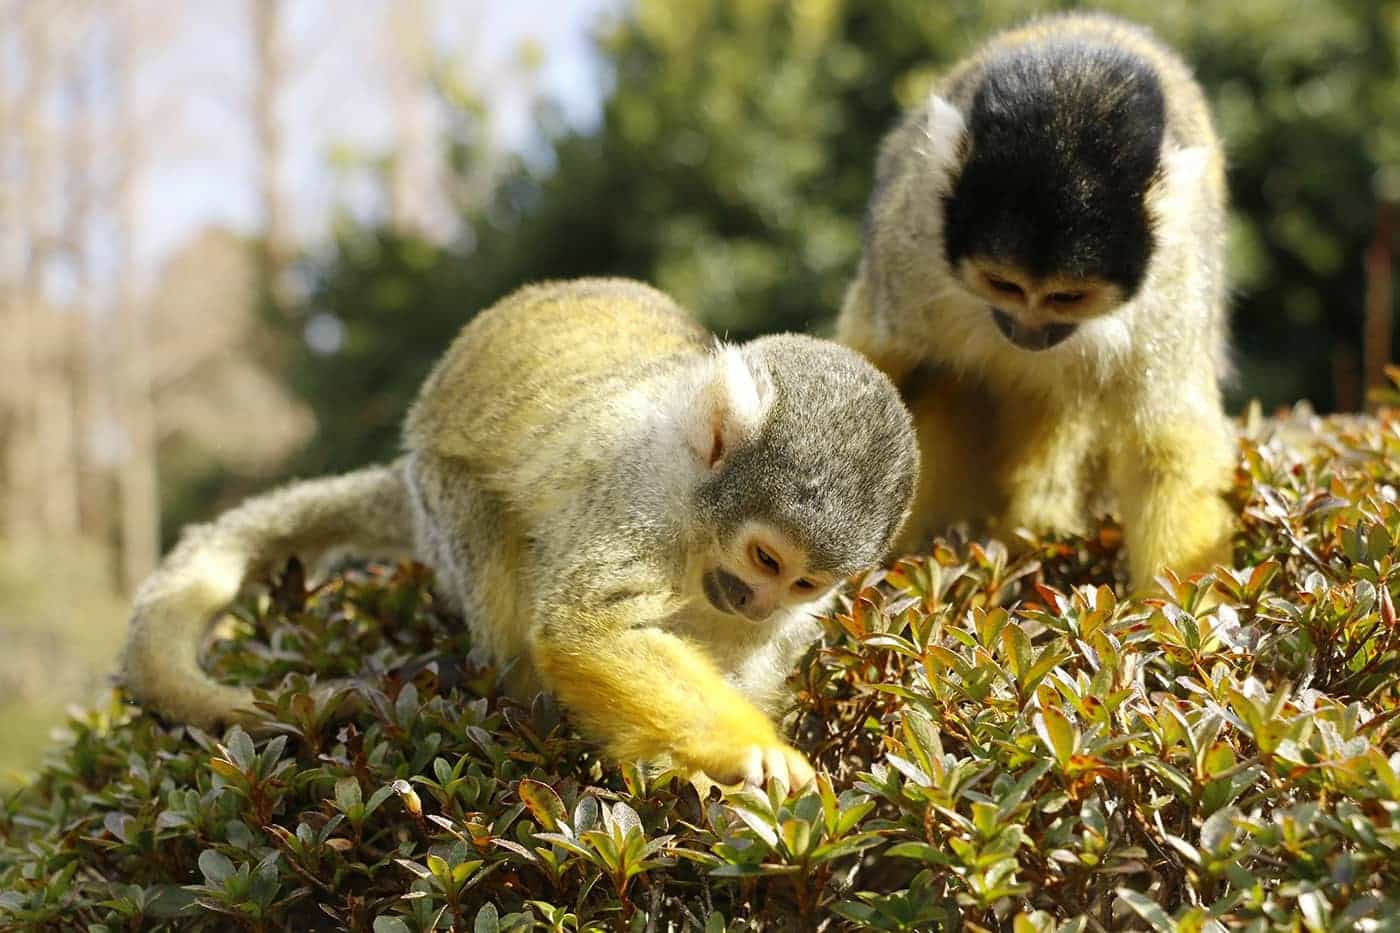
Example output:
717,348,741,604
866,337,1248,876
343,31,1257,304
1109,408,1235,586
834,277,923,389
998,397,1095,535
123,461,415,728
893,375,1004,552
530,592,813,788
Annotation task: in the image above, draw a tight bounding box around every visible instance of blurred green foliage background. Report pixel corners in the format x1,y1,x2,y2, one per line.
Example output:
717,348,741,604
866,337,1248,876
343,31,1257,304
279,0,1399,481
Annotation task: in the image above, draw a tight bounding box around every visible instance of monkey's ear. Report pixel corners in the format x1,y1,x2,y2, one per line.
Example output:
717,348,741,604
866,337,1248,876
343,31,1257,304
1159,145,1215,191
1148,146,1213,230
923,95,967,171
689,348,768,472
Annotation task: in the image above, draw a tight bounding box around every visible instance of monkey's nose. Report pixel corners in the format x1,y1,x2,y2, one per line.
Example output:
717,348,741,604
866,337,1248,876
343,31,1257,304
715,570,753,611
991,308,1078,351
703,569,771,620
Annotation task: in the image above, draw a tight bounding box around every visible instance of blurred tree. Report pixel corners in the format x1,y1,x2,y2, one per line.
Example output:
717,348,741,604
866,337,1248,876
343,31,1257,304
114,2,162,590
2,6,61,540
1164,0,1400,411
251,0,294,314
282,0,1399,478
140,227,315,546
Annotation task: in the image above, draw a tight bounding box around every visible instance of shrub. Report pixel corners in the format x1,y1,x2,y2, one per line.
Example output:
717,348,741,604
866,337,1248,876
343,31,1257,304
4,396,1400,931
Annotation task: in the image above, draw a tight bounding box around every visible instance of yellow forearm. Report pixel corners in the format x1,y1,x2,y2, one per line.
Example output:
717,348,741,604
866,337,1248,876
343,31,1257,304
1112,419,1235,585
531,620,782,780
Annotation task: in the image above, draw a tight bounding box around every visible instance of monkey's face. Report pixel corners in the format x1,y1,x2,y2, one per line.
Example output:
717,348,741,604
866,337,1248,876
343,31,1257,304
686,336,917,621
698,521,836,623
929,39,1167,355
956,258,1125,352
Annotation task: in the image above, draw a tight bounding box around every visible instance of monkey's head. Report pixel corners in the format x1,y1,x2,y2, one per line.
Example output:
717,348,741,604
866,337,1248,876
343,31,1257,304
906,35,1207,354
683,336,917,622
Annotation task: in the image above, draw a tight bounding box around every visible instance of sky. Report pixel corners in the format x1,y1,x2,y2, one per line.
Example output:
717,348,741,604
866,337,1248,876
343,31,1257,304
130,0,625,284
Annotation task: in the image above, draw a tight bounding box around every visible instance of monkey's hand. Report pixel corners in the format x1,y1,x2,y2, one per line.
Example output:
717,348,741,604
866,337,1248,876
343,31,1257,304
530,599,814,791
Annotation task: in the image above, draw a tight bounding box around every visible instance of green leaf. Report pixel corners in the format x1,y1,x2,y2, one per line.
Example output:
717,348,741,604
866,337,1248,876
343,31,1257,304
395,683,419,724
1002,622,1031,680
1116,888,1175,933
573,794,600,833
223,728,256,772
886,753,933,788
779,818,813,860
729,802,779,849
533,833,594,860
1035,706,1078,768
1200,807,1238,856
517,779,568,833
394,859,431,880
1367,524,1392,562
998,760,1052,820
611,801,642,840
197,850,235,885
364,784,395,818
901,707,944,776
887,841,953,865
335,777,363,813
829,901,879,925
474,902,500,933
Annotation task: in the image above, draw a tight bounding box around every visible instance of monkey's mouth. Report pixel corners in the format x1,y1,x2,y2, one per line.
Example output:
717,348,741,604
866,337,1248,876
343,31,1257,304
990,309,1078,351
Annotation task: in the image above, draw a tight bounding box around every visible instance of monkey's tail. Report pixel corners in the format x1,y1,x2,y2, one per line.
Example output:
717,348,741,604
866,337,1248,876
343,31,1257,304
122,459,416,729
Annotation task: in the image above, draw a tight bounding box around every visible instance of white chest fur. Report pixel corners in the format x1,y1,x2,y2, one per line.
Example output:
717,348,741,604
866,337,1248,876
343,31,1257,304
663,596,831,715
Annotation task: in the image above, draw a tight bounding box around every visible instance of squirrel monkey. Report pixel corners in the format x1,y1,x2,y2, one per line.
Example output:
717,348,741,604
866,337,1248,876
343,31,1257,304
838,13,1234,586
124,278,918,789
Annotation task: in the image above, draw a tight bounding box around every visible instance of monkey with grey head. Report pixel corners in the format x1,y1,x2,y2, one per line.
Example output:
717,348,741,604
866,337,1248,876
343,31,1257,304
838,13,1234,587
124,278,918,789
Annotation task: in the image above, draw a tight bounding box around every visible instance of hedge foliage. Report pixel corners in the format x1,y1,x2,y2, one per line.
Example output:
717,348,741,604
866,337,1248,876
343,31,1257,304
5,395,1400,931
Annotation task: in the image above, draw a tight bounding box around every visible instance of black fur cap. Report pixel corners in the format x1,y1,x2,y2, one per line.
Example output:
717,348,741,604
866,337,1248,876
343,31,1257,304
942,36,1166,295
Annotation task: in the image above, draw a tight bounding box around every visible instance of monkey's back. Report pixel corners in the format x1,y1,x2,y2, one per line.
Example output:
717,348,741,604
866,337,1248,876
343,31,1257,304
406,278,709,472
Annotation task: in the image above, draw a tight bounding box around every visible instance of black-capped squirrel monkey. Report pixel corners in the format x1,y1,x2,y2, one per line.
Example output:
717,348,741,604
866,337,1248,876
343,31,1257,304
124,278,918,789
838,13,1235,587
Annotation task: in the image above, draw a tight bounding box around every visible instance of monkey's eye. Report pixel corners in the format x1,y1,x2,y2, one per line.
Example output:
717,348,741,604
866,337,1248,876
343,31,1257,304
750,543,782,576
793,578,816,592
1046,291,1086,306
985,276,1025,298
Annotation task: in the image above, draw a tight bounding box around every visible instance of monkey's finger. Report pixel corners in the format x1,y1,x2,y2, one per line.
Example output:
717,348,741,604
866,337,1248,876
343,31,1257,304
741,747,766,788
762,747,791,793
783,748,816,791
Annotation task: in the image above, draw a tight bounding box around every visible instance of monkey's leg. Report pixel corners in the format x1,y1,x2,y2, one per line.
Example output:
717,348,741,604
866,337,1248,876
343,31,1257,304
1109,413,1235,586
531,598,813,789
408,452,540,695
